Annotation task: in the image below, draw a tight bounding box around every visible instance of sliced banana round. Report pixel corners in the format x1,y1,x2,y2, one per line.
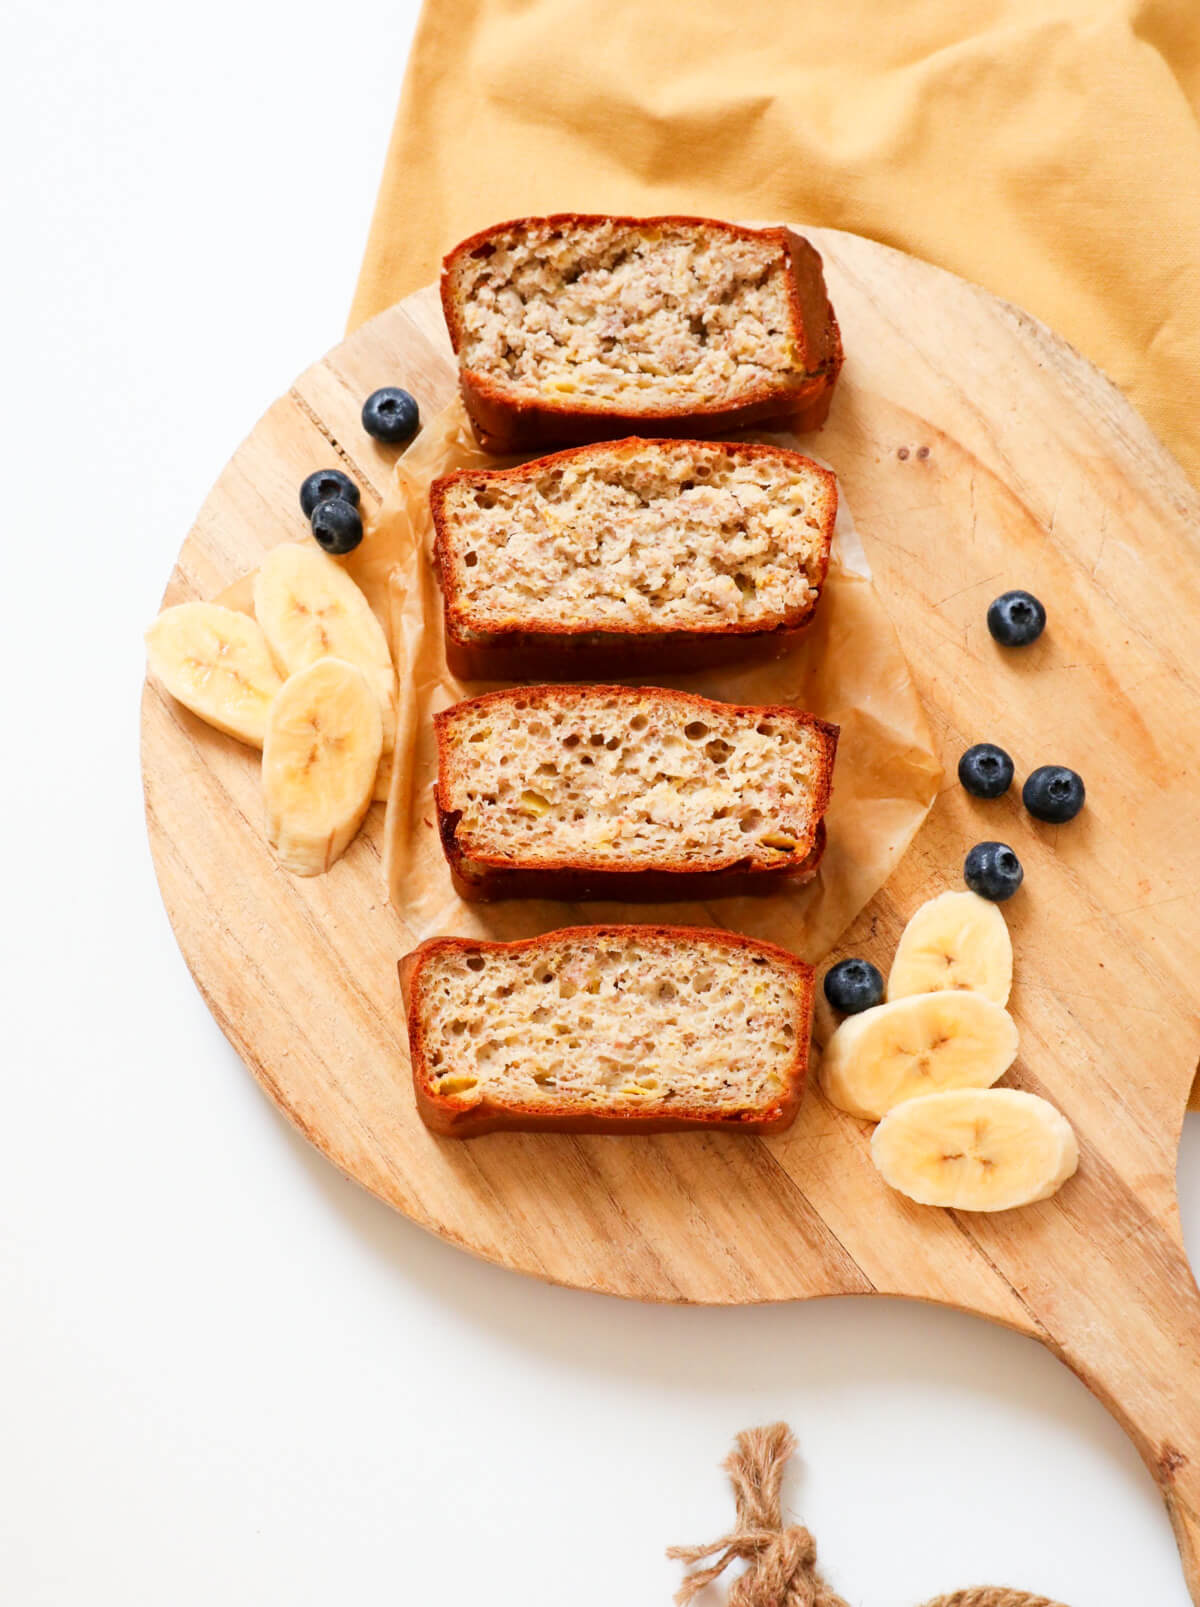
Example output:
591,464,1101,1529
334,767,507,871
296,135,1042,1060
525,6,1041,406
819,990,1018,1120
145,602,283,747
263,657,383,876
871,1088,1079,1211
253,543,396,751
887,890,1012,1006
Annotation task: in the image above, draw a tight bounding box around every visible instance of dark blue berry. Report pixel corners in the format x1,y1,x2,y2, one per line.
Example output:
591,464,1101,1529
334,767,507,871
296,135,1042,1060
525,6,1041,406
964,841,1023,901
310,497,363,556
987,590,1046,647
958,743,1014,799
1023,765,1085,823
824,957,885,1015
300,468,360,519
362,387,419,444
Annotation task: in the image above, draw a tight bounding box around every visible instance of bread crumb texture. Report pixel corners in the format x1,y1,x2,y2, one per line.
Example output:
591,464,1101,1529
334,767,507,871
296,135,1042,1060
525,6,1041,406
452,219,799,410
416,930,804,1113
439,441,833,636
438,687,831,870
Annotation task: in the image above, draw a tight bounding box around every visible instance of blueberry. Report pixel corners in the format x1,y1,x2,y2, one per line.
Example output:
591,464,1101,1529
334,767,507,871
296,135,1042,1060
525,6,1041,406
964,841,1023,901
824,957,885,1015
958,743,1014,799
310,497,363,556
299,468,360,519
362,387,419,444
987,589,1046,647
1023,765,1085,823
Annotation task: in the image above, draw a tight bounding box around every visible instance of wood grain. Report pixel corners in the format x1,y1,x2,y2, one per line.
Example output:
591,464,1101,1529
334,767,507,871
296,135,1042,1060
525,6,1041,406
141,228,1200,1599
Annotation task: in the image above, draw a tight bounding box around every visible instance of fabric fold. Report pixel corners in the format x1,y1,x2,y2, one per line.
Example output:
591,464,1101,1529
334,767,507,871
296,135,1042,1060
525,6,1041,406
350,0,1200,489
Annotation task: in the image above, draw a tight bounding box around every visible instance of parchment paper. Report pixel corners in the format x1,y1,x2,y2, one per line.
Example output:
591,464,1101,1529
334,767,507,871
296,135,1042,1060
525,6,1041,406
368,400,941,964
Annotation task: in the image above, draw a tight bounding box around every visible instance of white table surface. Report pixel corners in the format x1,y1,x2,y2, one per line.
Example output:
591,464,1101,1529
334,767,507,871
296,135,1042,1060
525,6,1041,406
4,2,1199,1602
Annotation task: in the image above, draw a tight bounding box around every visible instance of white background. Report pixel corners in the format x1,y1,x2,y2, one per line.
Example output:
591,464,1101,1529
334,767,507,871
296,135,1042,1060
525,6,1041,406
3,2,1199,1602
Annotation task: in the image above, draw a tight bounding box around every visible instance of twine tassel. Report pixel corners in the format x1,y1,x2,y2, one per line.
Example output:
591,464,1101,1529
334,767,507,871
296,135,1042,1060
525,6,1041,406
667,1422,846,1607
668,1423,1069,1607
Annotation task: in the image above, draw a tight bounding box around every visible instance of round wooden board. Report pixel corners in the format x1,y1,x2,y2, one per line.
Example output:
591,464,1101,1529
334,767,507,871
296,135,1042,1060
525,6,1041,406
143,229,1200,1593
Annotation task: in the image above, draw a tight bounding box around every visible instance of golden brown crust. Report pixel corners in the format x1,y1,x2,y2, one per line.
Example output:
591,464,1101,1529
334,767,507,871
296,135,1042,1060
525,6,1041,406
781,229,843,379
432,684,838,900
458,370,839,456
440,620,809,682
430,437,837,679
440,214,844,453
399,924,815,1137
439,819,827,902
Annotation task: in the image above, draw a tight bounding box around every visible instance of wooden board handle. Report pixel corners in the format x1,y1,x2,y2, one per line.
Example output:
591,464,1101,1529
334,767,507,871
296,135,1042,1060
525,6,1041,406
1049,1221,1200,1603
1170,1502,1200,1605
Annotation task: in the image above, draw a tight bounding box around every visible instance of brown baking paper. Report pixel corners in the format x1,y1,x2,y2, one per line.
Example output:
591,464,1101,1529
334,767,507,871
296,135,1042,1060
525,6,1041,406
370,400,940,964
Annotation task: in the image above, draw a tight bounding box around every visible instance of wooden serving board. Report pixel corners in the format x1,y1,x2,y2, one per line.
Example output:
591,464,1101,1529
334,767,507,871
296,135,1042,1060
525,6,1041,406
141,229,1200,1597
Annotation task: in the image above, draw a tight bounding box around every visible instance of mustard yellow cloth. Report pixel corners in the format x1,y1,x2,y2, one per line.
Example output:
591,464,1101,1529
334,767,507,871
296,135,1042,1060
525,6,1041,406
350,0,1200,486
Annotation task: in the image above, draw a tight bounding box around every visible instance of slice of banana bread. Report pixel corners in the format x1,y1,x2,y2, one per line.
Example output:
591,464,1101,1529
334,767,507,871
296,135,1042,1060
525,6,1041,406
400,924,814,1136
432,438,837,679
441,214,843,452
433,684,837,901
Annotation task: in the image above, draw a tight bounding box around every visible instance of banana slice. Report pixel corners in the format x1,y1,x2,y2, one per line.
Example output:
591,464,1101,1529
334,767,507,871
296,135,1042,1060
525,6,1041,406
820,991,1018,1120
887,890,1013,1006
253,544,395,751
262,657,383,876
871,1088,1078,1211
146,602,283,747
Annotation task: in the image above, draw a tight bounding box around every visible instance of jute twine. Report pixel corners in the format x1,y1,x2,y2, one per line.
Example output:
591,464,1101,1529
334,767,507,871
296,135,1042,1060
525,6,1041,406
668,1423,1068,1607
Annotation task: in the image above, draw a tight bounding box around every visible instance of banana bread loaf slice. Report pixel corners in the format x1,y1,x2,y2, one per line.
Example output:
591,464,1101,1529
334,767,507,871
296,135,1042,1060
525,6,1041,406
441,214,843,452
400,924,814,1136
433,684,837,901
432,438,837,679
